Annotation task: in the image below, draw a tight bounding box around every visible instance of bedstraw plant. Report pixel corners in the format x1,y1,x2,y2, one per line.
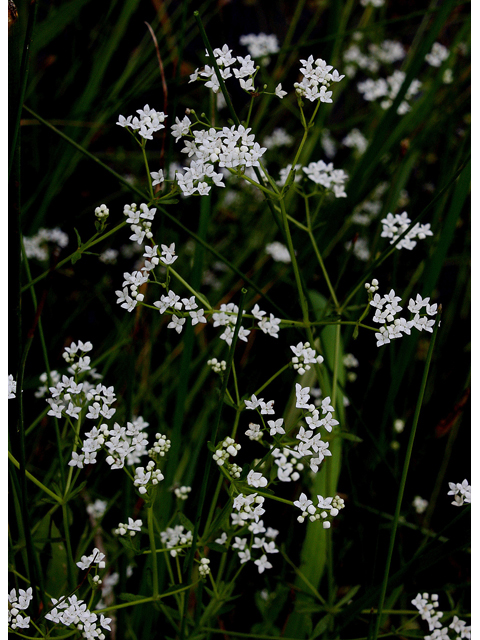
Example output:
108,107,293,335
9,2,470,640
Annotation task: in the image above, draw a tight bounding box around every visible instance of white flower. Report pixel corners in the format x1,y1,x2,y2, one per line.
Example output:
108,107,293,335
8,374,16,399
245,394,264,410
265,241,291,263
254,554,273,574
267,418,285,436
412,495,428,514
275,83,287,99
247,470,268,488
190,309,207,325
238,548,251,564
167,315,186,334
150,169,164,186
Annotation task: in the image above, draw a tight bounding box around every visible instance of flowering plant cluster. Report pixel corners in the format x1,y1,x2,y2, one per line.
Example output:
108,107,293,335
9,5,470,640
411,593,470,640
368,286,438,347
380,211,433,250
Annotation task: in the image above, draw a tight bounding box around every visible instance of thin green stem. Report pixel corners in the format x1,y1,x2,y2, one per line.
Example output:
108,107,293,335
62,503,75,591
169,267,212,309
308,236,340,314
21,220,127,293
98,583,197,613
141,140,154,199
180,289,247,640
278,199,310,327
373,312,441,639
253,363,291,399
8,451,62,503
201,475,224,540
147,500,159,599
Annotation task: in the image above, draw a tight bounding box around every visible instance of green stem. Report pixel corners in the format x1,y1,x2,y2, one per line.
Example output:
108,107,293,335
245,93,256,127
309,231,340,309
168,267,212,309
253,363,291,398
141,140,154,199
8,1,38,179
62,503,75,591
373,312,441,639
21,220,127,293
98,583,197,613
202,475,224,540
8,451,62,503
278,199,310,327
147,499,159,599
180,289,248,640
331,324,341,408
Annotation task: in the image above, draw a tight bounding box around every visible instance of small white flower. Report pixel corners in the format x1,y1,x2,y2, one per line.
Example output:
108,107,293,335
254,554,273,573
167,315,186,334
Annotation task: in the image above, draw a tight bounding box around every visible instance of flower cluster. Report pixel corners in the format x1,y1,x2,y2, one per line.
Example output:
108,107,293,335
447,479,471,507
425,42,449,67
45,594,111,639
76,547,106,571
46,344,116,429
231,492,265,525
189,44,237,94
411,593,470,640
207,358,227,373
357,70,422,114
343,37,405,79
173,118,266,196
271,447,304,482
123,203,157,246
294,55,345,103
23,227,69,261
369,289,438,347
277,163,302,187
251,304,281,338
263,127,294,149
174,485,192,500
189,43,284,100
116,104,167,140
198,558,211,577
302,160,348,198
153,291,207,334
412,496,429,514
292,384,338,473
160,525,193,557
213,302,250,344
380,211,433,250
114,517,142,536
239,33,279,63
265,241,291,263
133,460,164,495
411,593,443,632
245,423,263,441
69,416,150,471
8,588,32,630
45,595,111,640
342,128,368,155
87,499,108,521
290,341,324,375
294,493,345,527
213,436,241,468
95,204,109,220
